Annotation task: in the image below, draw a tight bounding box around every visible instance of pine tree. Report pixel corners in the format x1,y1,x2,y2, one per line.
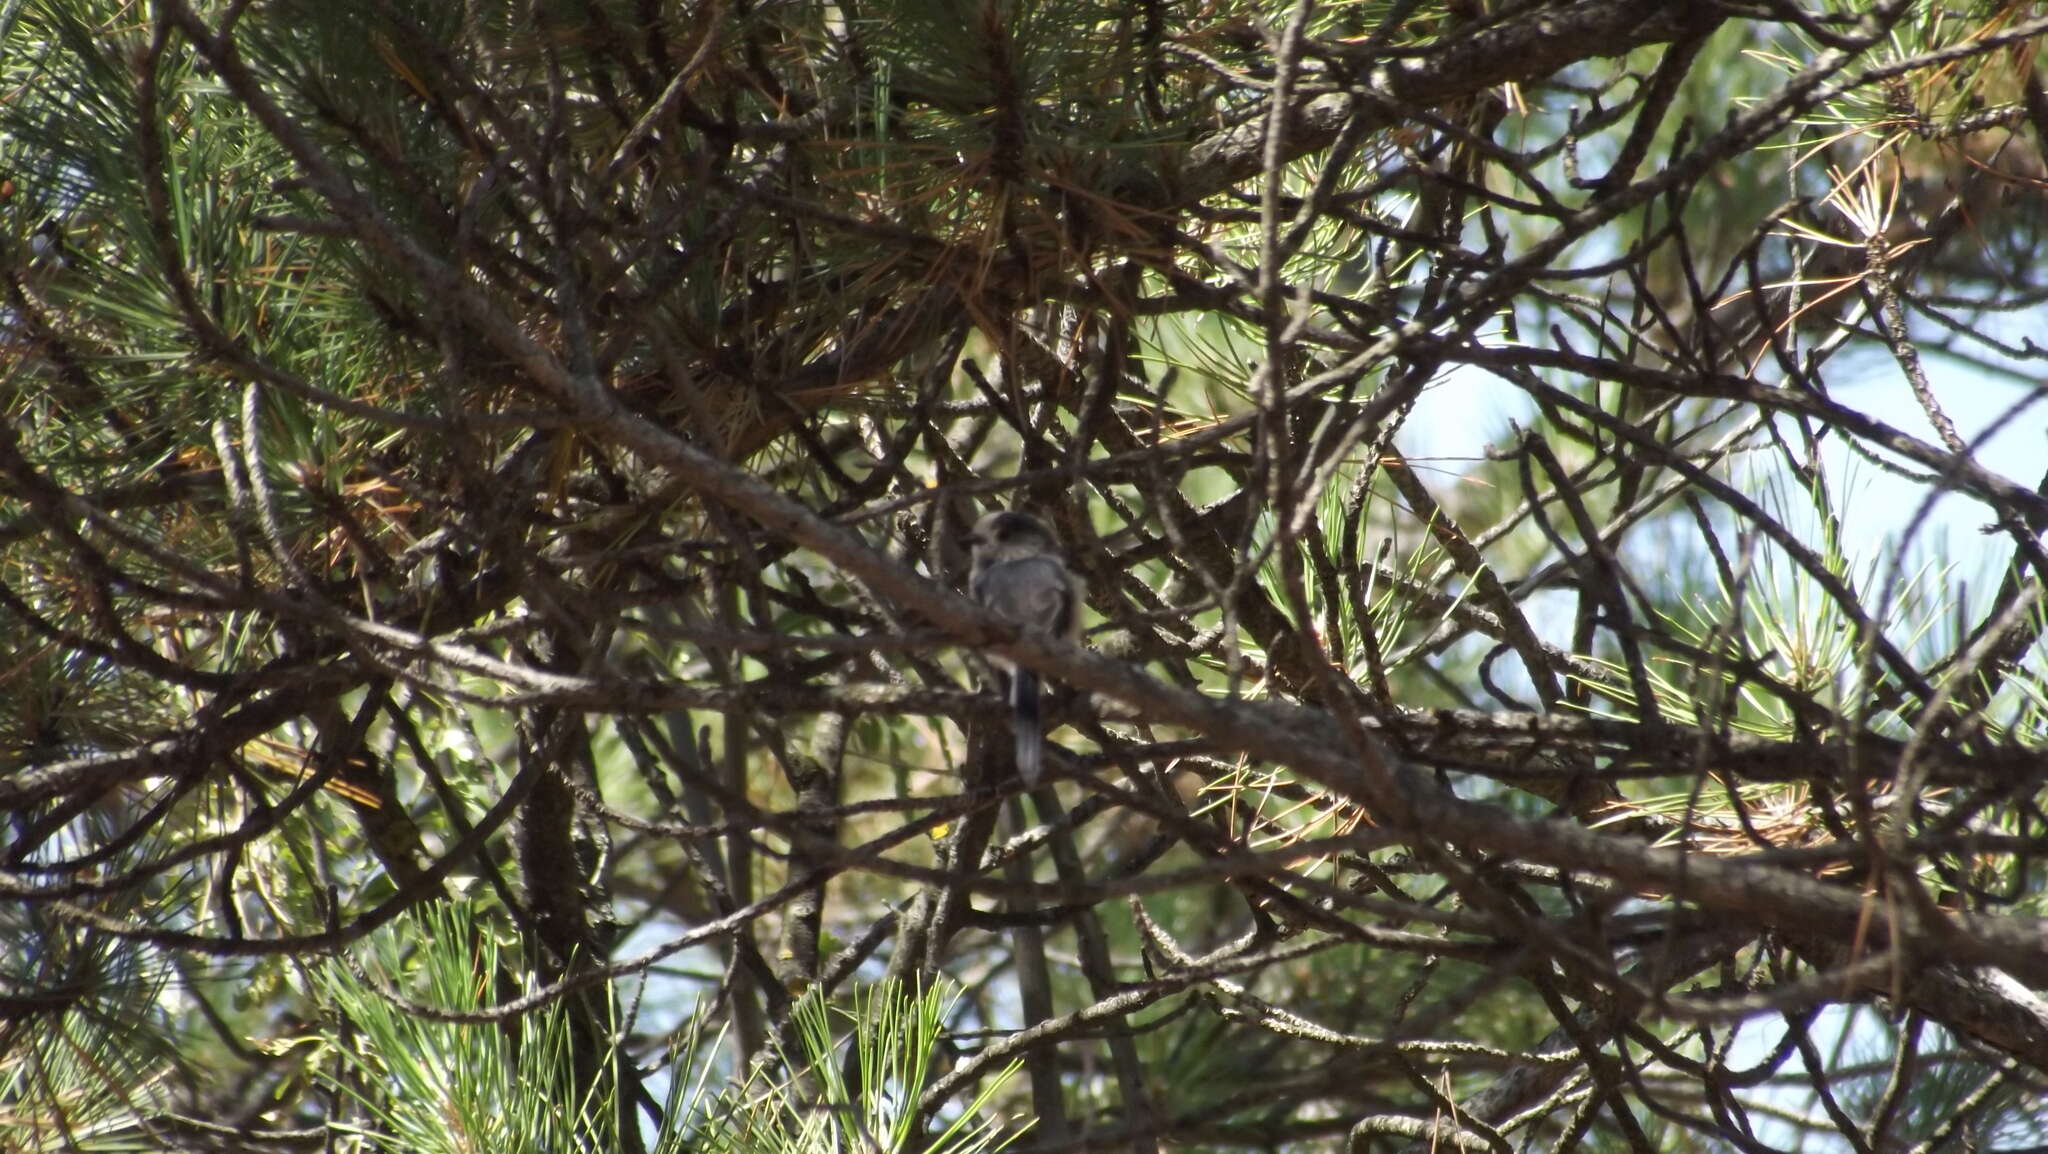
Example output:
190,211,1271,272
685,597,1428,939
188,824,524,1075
5,1,2048,1150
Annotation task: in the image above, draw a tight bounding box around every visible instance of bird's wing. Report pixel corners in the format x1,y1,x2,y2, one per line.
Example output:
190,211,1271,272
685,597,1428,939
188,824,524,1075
973,556,1075,637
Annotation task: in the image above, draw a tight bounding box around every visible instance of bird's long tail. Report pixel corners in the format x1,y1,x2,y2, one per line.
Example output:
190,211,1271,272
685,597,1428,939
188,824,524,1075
1011,669,1042,786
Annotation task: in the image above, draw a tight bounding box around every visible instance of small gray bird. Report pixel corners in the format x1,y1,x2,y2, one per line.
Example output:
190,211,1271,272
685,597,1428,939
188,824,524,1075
965,510,1082,786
